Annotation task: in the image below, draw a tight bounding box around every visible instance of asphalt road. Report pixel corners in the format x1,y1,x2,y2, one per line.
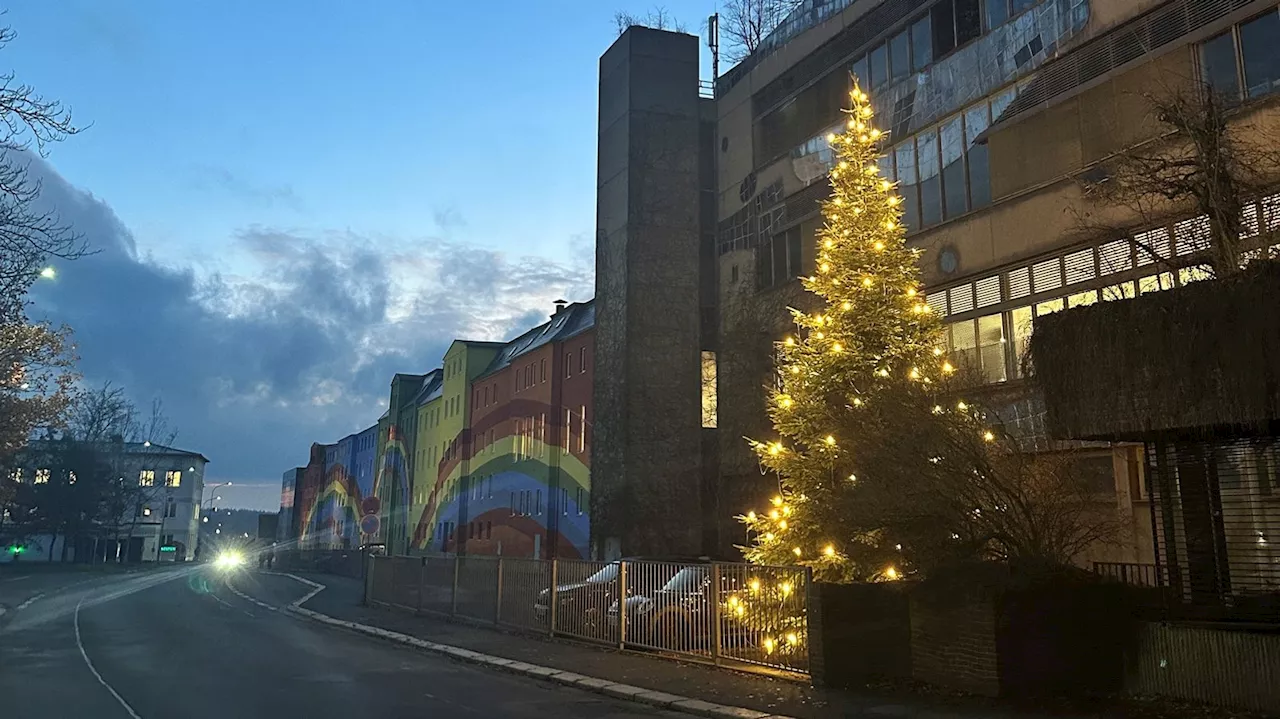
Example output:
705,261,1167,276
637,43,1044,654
0,566,684,719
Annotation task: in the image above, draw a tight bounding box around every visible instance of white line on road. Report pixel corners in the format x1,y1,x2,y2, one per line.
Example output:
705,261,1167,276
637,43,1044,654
16,592,44,611
0,575,31,583
281,573,325,607
75,593,144,719
224,577,277,612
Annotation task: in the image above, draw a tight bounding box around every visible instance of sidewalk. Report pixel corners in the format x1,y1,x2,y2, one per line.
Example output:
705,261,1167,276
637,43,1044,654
288,571,1118,719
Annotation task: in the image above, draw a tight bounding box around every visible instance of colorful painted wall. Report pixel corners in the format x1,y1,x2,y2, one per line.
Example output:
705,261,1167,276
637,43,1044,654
283,302,594,558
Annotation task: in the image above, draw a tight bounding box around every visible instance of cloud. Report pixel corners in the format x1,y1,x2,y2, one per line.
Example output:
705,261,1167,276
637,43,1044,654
432,206,466,233
24,152,592,507
190,165,305,212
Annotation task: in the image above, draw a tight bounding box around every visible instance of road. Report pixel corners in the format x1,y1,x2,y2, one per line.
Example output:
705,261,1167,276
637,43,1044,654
0,566,684,719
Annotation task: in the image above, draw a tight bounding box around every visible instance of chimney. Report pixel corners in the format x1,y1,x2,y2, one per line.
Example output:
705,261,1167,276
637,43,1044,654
552,299,568,317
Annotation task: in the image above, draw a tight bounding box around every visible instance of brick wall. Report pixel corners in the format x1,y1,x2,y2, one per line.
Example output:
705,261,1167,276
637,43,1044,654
809,582,911,688
909,594,1000,696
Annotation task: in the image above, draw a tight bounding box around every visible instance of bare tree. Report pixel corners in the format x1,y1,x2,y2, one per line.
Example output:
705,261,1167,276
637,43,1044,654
614,6,686,35
720,0,803,63
1078,86,1280,278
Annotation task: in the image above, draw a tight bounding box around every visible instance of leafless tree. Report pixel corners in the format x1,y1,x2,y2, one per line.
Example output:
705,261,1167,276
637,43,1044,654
614,6,686,35
720,0,803,63
1077,85,1280,278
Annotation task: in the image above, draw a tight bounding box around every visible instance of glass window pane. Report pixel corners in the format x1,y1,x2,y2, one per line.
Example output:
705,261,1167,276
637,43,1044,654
1202,31,1241,102
1011,306,1033,377
772,235,788,286
941,116,967,219
869,43,889,88
987,0,1009,29
890,30,910,81
787,227,803,278
1101,282,1135,301
955,0,981,46
932,1,956,58
896,141,920,231
1011,0,1038,12
917,129,942,227
1067,290,1097,308
949,319,979,375
851,55,869,88
1240,12,1280,98
911,15,932,71
877,151,896,182
965,103,991,208
1035,298,1065,316
977,313,1007,383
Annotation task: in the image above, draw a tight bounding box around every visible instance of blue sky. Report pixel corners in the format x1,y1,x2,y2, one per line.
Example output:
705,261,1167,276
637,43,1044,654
9,0,718,510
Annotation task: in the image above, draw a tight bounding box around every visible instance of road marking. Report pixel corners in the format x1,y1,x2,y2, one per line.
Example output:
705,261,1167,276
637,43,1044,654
281,573,325,607
224,577,277,612
210,593,234,609
16,592,44,611
1,575,31,583
75,593,144,719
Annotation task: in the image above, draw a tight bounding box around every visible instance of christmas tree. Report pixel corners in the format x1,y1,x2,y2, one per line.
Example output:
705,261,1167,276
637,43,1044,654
739,84,999,583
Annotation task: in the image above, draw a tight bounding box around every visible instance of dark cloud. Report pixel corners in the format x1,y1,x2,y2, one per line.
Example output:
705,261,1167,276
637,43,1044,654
23,153,592,508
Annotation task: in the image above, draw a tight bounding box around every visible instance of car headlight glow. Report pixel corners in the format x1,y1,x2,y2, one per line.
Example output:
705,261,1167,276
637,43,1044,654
214,551,244,568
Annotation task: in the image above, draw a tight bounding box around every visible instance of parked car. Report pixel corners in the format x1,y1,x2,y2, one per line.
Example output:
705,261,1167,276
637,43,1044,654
533,557,709,635
607,564,745,650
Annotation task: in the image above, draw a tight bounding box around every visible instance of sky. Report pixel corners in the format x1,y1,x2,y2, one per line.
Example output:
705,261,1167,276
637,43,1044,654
8,0,720,511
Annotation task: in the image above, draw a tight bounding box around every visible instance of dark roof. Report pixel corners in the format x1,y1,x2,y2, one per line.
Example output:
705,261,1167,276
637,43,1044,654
476,300,596,380
23,439,210,464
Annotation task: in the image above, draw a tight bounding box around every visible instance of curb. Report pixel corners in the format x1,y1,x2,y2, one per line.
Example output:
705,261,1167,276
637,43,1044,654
277,577,792,719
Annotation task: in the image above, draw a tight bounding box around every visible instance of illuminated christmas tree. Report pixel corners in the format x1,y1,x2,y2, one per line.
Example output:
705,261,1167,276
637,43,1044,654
739,85,1002,583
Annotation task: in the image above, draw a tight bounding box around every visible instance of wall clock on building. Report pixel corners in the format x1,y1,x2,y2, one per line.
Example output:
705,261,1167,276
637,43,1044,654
937,245,960,276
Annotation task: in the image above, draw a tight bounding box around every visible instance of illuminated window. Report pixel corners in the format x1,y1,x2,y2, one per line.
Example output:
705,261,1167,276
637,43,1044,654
1101,282,1136,301
1067,290,1097,308
1138,272,1175,294
165,470,182,487
977,313,1006,383
35,469,50,484
1035,298,1065,316
701,351,718,428
9,468,20,483
1179,265,1213,284
68,471,77,484
1011,306,1033,377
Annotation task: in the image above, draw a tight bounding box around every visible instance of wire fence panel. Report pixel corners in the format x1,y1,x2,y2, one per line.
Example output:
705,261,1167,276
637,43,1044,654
716,563,809,673
617,561,714,660
419,555,456,615
370,555,394,605
550,558,617,645
388,555,421,610
499,557,550,632
364,554,811,676
456,556,499,623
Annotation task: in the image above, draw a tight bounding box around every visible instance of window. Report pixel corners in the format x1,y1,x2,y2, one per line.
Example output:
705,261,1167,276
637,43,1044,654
917,130,942,227
486,521,492,539
8,468,20,483
579,346,587,373
941,115,966,219
562,487,569,515
564,352,573,378
579,405,587,453
536,489,543,516
954,0,981,47
1202,30,1239,101
1011,306,1033,377
850,54,869,87
932,0,955,57
910,14,932,72
165,500,176,518
564,408,573,451
35,468,49,484
896,141,919,230
577,487,587,515
510,491,516,516
701,351,718,428
139,470,155,487
890,29,910,82
165,470,181,487
541,358,547,382
1202,12,1280,102
965,103,991,209
869,43,888,88
977,313,1006,383
986,0,1009,29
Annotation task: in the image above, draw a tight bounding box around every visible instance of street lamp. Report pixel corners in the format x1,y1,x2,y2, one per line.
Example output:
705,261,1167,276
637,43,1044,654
39,266,55,279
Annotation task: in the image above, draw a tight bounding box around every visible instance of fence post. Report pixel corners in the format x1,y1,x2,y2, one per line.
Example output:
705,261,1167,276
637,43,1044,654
362,553,375,606
711,563,723,665
617,561,628,650
548,558,558,637
495,557,504,625
416,556,427,615
804,566,814,673
450,554,461,616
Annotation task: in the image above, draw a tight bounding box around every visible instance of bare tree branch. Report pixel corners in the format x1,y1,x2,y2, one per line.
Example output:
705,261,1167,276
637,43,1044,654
720,0,802,63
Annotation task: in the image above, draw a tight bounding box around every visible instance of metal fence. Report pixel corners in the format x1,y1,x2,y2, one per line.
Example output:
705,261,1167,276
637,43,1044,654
1145,439,1280,622
366,554,811,676
1092,561,1167,588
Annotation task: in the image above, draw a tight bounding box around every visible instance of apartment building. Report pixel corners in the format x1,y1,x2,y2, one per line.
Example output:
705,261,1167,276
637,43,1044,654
712,0,1280,562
